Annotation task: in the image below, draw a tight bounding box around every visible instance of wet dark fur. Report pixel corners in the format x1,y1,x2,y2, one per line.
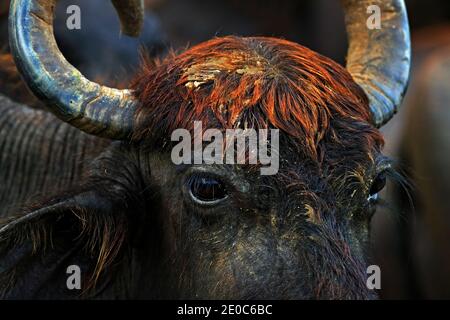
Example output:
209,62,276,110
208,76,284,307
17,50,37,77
0,36,386,299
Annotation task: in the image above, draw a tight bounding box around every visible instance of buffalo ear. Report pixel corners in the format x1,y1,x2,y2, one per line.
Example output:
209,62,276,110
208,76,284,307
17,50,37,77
0,190,130,299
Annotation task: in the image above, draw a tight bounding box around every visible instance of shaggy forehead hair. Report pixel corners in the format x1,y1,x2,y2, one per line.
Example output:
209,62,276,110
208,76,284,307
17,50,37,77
132,36,383,160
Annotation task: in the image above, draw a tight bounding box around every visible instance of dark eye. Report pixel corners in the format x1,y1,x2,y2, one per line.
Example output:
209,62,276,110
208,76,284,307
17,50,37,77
188,175,228,204
369,172,387,199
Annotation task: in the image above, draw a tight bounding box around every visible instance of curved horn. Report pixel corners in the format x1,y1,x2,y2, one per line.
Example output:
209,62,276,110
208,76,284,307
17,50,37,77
341,0,411,127
8,0,143,139
112,0,145,37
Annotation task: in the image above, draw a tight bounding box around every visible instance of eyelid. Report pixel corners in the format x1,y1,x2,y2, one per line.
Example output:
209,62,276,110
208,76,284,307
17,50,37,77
375,156,393,173
365,156,392,196
370,156,393,185
183,166,251,195
187,172,229,193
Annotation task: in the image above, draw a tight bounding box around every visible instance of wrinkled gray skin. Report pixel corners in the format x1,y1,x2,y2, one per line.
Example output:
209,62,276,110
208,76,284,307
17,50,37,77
0,0,164,214
0,95,109,218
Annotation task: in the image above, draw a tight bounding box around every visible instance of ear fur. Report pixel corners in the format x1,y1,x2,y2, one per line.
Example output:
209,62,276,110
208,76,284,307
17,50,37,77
0,189,132,299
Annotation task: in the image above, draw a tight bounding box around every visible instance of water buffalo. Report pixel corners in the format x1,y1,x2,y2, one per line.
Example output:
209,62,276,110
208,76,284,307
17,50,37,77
0,0,410,299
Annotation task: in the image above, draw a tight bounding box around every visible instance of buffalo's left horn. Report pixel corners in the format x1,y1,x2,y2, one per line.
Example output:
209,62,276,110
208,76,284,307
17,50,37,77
9,0,142,139
341,0,411,127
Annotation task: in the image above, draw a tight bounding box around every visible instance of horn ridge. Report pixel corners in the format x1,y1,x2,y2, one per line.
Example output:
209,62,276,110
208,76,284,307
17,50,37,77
8,0,142,139
341,0,411,127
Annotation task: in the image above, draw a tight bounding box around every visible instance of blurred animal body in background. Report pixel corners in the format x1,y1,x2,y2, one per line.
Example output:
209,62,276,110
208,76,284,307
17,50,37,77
373,25,450,299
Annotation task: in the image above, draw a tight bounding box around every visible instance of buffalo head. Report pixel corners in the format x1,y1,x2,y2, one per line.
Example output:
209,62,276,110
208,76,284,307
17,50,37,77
0,0,410,299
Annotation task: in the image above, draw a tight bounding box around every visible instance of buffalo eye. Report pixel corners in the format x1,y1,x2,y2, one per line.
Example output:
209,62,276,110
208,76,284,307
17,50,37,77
368,172,387,201
188,174,228,204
